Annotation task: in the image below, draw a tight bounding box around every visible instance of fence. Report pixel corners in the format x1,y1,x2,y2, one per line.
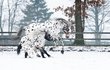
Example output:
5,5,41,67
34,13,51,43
0,32,110,46
0,32,20,46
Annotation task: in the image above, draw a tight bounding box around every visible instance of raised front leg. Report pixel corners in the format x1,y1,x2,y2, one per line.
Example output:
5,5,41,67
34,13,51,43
59,38,64,54
49,40,58,51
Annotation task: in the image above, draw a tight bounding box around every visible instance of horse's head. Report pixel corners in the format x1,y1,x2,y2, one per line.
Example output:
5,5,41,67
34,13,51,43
56,18,72,38
62,25,70,38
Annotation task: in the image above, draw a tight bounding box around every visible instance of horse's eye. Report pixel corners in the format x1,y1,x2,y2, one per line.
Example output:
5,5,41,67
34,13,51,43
32,29,34,31
28,30,30,32
22,41,25,43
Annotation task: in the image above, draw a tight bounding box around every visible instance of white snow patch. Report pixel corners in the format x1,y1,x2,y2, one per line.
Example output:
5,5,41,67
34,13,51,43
0,51,110,70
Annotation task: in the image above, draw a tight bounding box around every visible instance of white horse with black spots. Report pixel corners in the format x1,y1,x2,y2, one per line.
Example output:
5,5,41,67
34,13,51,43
33,18,70,55
25,18,71,53
17,18,71,58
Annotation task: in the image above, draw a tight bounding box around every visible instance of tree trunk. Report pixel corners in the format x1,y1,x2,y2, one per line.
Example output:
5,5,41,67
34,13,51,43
7,0,11,34
82,0,86,29
94,6,101,45
11,0,18,32
0,16,2,31
74,0,85,45
0,0,4,34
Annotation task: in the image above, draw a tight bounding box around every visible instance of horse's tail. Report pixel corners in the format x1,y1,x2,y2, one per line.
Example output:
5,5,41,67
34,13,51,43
17,44,22,55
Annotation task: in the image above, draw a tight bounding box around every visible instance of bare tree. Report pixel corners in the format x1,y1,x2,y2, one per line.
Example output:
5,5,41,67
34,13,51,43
86,0,109,45
7,0,20,33
54,0,86,45
0,0,31,34
0,0,4,33
7,0,11,32
10,0,19,32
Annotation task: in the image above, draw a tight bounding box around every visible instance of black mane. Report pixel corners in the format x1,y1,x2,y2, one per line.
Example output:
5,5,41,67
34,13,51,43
55,18,68,24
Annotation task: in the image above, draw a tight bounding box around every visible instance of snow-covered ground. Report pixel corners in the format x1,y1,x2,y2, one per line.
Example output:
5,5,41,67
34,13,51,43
0,47,110,70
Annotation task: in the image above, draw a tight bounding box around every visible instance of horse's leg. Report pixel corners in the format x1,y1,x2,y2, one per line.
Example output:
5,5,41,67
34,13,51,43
49,40,58,51
25,51,28,58
59,38,64,54
17,44,22,55
54,40,59,47
36,51,41,57
39,48,45,58
42,47,51,57
33,47,41,57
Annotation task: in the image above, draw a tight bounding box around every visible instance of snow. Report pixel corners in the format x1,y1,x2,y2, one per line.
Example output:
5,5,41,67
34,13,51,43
0,49,110,70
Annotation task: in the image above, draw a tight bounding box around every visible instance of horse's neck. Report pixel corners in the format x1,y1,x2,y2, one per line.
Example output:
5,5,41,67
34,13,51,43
44,20,62,37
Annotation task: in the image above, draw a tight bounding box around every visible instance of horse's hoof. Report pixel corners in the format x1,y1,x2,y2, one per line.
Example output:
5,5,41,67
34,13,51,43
42,57,46,58
29,56,32,58
61,50,64,54
48,55,51,57
36,54,41,57
25,52,28,58
49,48,53,51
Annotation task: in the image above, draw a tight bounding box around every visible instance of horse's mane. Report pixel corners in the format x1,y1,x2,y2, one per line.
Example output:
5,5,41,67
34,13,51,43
55,18,68,24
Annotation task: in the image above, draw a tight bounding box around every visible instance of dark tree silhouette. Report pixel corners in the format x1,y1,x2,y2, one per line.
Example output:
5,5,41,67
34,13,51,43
74,0,85,45
21,0,53,25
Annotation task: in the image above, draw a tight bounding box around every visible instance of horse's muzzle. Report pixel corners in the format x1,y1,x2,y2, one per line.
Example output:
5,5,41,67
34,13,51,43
65,32,69,38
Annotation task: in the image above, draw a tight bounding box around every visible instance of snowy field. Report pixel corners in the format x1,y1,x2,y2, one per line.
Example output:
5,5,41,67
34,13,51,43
0,47,110,70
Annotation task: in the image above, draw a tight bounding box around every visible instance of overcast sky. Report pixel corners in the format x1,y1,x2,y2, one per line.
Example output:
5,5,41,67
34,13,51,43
45,0,73,11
